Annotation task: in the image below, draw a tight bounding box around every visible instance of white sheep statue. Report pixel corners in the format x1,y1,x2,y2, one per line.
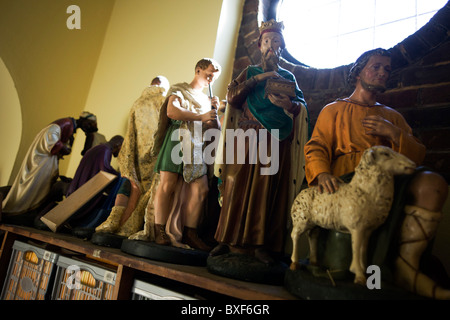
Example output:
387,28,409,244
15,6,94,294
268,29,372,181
290,146,416,285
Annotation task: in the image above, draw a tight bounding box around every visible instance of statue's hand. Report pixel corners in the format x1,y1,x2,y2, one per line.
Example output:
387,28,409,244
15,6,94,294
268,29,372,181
57,145,72,159
268,93,292,111
317,172,343,194
210,96,220,110
362,115,401,146
254,71,282,82
200,109,218,123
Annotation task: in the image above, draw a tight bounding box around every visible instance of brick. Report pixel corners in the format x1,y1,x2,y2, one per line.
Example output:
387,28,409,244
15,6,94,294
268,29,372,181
430,3,450,30
313,69,331,90
422,151,450,182
243,0,259,14
399,105,450,129
389,45,410,70
234,42,249,60
422,41,450,65
419,83,450,106
328,66,349,89
243,30,259,48
386,69,402,90
401,35,431,63
303,89,351,127
291,67,317,91
401,63,450,87
240,17,258,36
248,45,261,64
417,127,450,150
377,88,419,109
233,57,252,75
416,23,448,49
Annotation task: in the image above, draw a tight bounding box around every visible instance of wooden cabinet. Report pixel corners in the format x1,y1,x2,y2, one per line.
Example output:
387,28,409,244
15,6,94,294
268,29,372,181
0,224,296,300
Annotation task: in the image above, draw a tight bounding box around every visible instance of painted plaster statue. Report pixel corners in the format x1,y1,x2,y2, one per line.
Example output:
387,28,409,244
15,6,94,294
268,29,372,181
2,112,98,223
291,146,416,284
81,131,107,156
64,135,124,228
66,135,123,196
95,76,170,237
131,58,222,252
300,48,449,299
211,20,309,265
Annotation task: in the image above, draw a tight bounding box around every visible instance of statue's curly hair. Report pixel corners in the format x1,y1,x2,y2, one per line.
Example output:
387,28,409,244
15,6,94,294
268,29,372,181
195,58,222,74
347,48,391,86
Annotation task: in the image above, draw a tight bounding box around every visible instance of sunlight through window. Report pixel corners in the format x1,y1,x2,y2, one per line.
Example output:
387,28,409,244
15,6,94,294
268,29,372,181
277,0,447,69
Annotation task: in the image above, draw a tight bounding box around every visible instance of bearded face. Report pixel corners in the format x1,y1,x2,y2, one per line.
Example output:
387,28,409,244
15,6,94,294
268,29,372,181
360,79,387,94
261,48,280,72
357,55,391,94
259,32,283,72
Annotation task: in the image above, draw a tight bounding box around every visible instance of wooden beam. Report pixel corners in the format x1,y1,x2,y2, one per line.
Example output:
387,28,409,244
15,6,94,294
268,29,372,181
112,264,135,300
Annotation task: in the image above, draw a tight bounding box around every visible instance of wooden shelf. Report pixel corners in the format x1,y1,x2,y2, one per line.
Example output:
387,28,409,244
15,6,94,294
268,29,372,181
0,224,297,300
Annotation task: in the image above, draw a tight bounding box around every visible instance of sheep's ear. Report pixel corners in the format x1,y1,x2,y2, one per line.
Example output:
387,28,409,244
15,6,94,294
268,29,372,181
365,148,376,164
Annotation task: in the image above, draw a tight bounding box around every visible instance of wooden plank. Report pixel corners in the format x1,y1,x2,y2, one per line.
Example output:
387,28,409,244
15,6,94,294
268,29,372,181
0,224,297,300
40,171,117,232
112,252,296,300
112,264,135,300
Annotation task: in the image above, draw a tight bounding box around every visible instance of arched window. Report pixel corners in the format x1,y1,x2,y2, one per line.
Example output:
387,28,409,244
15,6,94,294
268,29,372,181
278,0,448,68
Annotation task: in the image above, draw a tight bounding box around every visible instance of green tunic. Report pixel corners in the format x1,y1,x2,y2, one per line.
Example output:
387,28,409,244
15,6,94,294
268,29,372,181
154,120,183,175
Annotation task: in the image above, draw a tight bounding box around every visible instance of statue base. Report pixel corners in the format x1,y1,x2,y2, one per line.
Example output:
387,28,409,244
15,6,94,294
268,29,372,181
71,227,95,240
207,253,288,285
285,265,425,300
121,239,208,266
91,232,126,248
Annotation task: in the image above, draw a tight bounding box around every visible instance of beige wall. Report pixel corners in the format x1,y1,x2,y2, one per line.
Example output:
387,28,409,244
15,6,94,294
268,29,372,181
0,0,115,184
212,0,244,101
66,0,243,176
0,58,21,186
0,0,244,182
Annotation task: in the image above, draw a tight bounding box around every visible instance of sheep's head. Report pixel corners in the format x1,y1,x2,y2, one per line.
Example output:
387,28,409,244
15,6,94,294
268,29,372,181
361,146,416,175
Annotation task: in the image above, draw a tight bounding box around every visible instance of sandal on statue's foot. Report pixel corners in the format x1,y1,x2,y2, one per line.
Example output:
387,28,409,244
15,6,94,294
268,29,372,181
154,224,170,246
182,227,212,252
209,243,230,256
255,248,275,265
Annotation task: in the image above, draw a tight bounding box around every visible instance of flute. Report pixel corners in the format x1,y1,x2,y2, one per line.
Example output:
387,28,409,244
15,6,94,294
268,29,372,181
208,81,215,110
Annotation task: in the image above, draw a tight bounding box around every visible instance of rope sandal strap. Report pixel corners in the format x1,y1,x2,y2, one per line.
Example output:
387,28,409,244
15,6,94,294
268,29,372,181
398,206,442,246
397,254,438,299
398,206,442,299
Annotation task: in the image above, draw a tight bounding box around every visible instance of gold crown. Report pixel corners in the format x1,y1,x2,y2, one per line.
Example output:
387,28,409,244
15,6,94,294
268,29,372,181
259,19,284,34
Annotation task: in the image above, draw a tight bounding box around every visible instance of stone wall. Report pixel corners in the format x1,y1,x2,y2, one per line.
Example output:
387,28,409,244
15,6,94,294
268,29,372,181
231,0,450,182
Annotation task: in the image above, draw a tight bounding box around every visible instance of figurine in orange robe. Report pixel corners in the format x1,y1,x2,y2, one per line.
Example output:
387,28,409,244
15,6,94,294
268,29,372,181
304,48,449,299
